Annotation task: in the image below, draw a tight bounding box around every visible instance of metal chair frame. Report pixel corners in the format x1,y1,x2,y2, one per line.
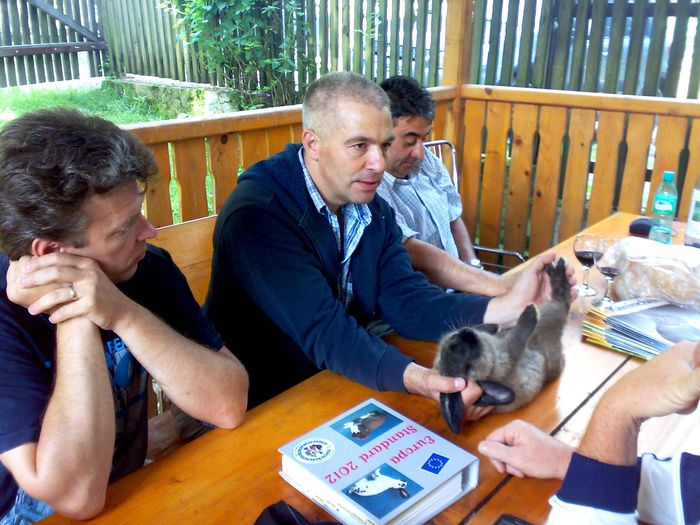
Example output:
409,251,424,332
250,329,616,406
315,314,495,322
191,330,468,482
424,139,526,272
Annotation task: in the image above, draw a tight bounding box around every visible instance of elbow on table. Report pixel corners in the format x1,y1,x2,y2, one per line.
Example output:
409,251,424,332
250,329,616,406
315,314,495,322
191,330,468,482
213,379,249,430
48,485,107,521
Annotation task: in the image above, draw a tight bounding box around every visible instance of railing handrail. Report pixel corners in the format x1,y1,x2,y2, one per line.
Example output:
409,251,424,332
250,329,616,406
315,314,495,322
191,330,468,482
461,84,700,118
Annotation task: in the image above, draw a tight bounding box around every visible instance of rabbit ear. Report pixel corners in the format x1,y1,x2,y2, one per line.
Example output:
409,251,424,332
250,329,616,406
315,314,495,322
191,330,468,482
474,323,499,335
475,380,515,406
439,391,464,434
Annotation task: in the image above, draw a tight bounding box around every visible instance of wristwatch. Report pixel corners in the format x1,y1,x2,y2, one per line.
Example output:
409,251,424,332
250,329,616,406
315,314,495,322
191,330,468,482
468,258,484,270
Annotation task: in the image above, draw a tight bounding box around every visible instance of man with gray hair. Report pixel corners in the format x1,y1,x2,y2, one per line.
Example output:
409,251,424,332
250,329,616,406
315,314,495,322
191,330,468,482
206,71,557,413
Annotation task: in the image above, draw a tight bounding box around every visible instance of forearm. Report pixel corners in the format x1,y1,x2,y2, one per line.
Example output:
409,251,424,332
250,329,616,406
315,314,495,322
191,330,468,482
18,319,114,518
578,395,640,466
405,237,507,295
113,302,247,428
450,219,477,262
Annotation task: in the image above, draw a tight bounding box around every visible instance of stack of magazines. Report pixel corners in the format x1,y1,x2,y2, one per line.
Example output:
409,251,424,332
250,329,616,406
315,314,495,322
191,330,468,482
582,298,700,359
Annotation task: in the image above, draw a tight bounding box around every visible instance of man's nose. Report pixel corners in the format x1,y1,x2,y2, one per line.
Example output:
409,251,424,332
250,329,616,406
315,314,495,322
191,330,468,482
137,215,157,241
367,145,386,173
412,142,425,161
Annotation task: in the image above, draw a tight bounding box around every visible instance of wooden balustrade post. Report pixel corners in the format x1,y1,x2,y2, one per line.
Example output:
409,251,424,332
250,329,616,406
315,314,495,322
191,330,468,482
442,0,474,165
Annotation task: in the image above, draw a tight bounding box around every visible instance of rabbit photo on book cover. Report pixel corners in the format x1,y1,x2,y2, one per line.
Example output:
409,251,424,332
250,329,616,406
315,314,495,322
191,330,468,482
434,257,573,433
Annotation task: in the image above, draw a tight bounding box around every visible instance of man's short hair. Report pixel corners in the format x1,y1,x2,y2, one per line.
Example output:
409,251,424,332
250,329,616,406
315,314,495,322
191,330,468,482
0,108,158,259
380,75,436,124
302,71,390,135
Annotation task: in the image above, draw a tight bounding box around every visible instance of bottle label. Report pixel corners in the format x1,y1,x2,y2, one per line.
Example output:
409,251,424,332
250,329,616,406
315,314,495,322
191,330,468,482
687,189,700,238
691,189,700,223
653,199,675,215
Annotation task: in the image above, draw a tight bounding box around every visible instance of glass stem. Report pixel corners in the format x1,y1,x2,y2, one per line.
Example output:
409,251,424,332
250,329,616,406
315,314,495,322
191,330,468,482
583,266,590,287
604,277,611,300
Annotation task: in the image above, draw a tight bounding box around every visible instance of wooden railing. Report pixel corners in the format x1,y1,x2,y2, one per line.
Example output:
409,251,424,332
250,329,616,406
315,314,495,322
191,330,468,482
459,86,700,259
131,85,700,261
125,87,459,228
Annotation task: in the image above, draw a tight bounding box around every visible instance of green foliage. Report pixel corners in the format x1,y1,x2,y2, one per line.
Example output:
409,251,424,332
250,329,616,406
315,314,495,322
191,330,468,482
164,0,314,110
0,83,178,127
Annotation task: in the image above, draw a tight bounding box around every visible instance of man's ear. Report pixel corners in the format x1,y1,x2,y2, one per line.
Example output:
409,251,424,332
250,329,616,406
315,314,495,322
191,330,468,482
31,238,61,256
302,128,320,161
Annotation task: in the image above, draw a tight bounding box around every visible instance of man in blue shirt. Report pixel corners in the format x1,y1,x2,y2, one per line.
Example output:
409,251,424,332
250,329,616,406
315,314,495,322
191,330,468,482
205,71,560,412
0,109,249,524
378,75,525,296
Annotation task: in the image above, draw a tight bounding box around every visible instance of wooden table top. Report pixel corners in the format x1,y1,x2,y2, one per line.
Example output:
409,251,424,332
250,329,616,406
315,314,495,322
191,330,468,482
42,212,696,524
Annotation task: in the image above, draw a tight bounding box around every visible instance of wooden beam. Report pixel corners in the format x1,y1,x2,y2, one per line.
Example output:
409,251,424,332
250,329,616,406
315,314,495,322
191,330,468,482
28,0,101,42
0,42,107,57
442,0,474,161
442,0,473,86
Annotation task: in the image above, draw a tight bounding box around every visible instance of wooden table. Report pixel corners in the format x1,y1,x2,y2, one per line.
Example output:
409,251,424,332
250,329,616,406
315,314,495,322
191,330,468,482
42,212,697,524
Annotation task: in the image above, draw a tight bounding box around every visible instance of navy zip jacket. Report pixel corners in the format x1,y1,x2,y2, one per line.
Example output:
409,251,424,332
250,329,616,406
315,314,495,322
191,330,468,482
204,144,492,407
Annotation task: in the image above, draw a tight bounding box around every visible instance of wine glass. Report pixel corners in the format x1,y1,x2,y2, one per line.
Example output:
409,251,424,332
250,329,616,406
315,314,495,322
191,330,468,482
593,237,621,308
572,233,599,297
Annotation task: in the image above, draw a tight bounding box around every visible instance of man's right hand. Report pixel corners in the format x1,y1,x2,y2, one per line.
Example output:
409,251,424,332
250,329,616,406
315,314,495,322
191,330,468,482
402,362,492,421
603,340,700,424
6,255,67,311
13,252,132,330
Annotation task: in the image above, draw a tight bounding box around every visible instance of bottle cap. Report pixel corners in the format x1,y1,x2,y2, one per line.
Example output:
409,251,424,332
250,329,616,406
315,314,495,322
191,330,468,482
663,170,675,183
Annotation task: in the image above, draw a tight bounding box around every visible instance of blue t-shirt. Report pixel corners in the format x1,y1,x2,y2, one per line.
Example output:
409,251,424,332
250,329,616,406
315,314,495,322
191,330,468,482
0,245,223,517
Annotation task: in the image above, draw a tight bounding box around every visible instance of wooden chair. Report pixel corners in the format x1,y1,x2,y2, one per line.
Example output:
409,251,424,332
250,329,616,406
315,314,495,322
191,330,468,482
425,139,526,272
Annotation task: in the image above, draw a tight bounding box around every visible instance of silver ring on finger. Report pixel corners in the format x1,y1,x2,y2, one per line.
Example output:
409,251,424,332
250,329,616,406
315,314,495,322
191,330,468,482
68,283,78,301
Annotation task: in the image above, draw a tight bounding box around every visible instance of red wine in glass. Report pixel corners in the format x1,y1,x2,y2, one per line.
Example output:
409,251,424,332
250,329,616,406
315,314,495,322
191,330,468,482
572,234,599,297
593,238,620,307
597,266,620,279
574,249,596,268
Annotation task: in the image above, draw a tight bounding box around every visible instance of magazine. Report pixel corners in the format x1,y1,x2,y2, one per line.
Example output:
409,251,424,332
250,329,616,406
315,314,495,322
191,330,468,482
582,299,700,359
278,398,479,525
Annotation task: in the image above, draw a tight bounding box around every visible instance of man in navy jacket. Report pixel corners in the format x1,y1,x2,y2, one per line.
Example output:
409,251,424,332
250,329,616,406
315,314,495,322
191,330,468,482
205,72,560,411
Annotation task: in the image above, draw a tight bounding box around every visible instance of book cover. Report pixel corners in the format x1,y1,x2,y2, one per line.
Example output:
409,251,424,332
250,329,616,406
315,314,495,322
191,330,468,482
278,398,479,525
583,299,700,359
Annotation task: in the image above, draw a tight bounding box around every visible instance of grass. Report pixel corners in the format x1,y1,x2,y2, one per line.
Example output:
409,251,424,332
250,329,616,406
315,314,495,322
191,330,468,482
0,81,195,223
0,82,178,127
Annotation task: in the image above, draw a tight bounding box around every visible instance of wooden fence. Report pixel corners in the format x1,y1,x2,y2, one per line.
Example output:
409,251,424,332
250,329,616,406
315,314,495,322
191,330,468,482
103,0,448,89
124,85,700,265
460,85,700,260
472,0,700,99
0,0,104,87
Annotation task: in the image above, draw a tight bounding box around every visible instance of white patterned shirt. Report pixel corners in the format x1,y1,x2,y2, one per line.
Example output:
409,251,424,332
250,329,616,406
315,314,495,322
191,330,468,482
298,147,372,308
376,148,463,259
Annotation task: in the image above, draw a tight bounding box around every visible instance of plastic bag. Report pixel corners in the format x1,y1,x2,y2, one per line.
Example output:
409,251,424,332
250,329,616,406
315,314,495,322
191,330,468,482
610,236,700,311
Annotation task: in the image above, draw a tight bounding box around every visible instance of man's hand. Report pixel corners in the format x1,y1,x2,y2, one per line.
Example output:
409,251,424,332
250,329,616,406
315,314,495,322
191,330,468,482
478,419,573,479
403,362,492,421
601,340,700,425
6,256,68,312
484,253,578,327
15,252,132,330
578,340,700,466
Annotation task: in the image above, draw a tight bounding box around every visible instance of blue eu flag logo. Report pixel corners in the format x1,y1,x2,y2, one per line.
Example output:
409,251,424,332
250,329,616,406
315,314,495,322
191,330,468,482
421,453,449,474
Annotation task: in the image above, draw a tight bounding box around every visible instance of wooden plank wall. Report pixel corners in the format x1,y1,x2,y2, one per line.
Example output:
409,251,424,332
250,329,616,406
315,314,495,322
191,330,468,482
102,0,447,88
126,85,700,258
460,85,700,260
0,0,103,87
471,0,700,99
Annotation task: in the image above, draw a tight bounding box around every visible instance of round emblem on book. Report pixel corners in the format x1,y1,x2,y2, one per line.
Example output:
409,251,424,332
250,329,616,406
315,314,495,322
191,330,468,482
293,438,335,463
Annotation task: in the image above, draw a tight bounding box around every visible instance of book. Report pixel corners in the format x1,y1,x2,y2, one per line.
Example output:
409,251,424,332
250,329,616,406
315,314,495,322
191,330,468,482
278,398,479,525
582,299,700,360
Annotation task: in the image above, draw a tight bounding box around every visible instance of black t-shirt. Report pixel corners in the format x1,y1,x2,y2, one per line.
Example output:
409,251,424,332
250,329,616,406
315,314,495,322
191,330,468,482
0,245,223,517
